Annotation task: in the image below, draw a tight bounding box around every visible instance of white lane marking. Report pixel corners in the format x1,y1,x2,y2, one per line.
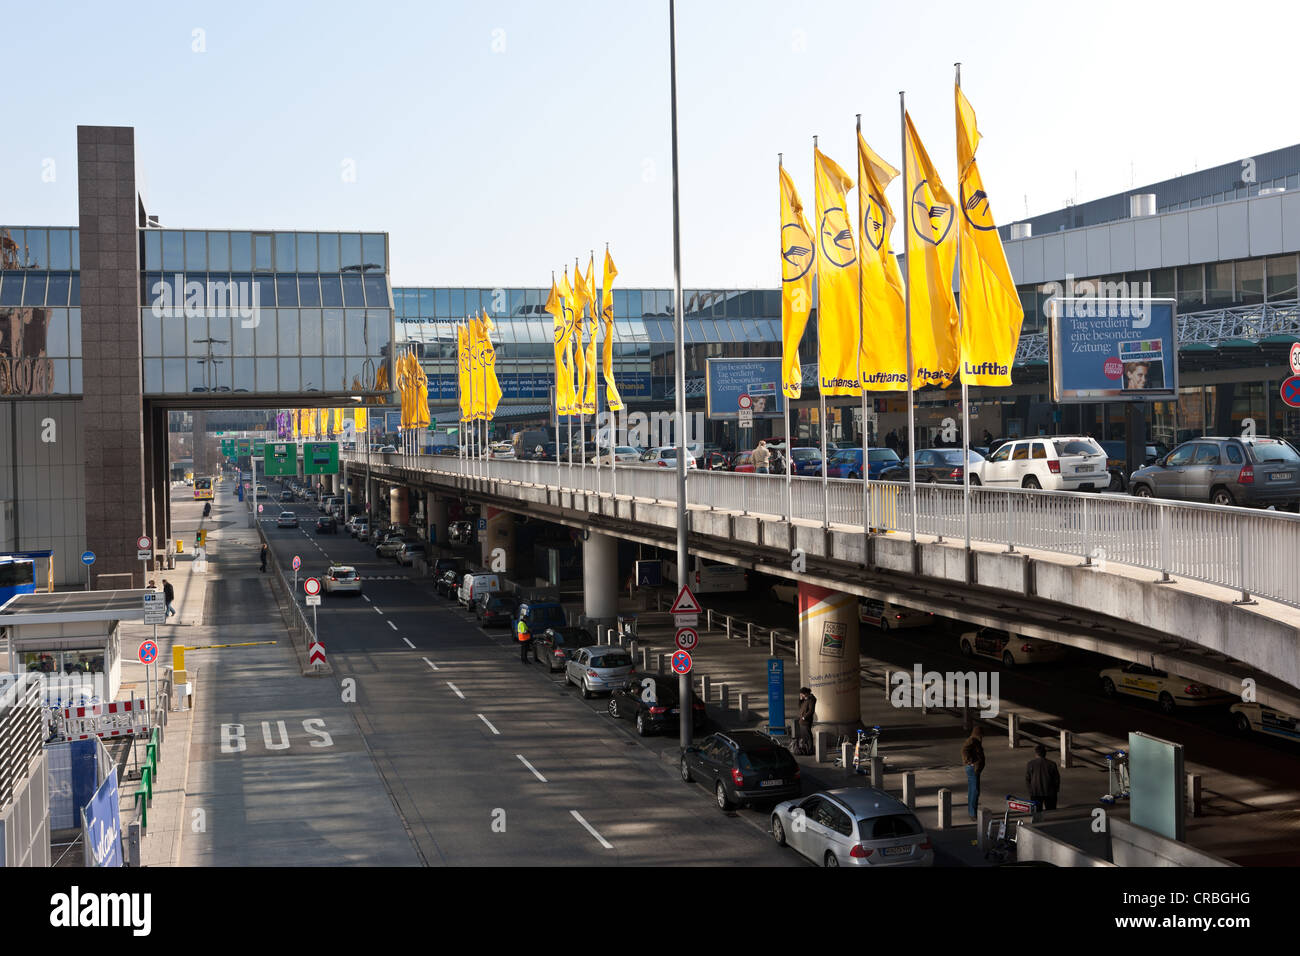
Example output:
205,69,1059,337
446,681,465,699
402,637,415,649
570,811,613,849
477,713,500,735
374,607,383,615
422,657,439,671
387,620,398,631
516,754,547,783
363,595,371,602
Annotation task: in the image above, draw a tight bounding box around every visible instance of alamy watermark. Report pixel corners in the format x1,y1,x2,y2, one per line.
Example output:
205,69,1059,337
1041,273,1153,323
149,274,261,327
889,664,1000,718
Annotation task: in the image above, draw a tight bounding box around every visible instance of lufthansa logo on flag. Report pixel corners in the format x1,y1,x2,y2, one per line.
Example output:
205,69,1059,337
910,182,954,245
781,222,814,282
862,194,887,252
960,183,997,232
459,348,471,373
819,207,857,268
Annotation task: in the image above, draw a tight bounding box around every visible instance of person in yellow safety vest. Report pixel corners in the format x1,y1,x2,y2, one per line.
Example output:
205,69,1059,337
517,615,532,664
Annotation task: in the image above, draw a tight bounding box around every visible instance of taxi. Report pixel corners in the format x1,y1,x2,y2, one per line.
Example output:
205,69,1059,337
959,627,1067,667
1230,702,1300,744
1099,662,1233,714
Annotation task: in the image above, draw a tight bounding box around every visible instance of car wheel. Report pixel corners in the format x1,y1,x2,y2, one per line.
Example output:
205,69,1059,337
580,680,592,700
680,758,693,783
824,851,839,868
1234,712,1253,734
1132,484,1153,498
969,475,981,486
608,698,620,719
1023,476,1041,490
715,781,734,811
1108,472,1124,492
1102,677,1117,698
636,712,648,736
1158,692,1176,715
960,640,973,657
1210,486,1235,507
1002,651,1015,668
772,815,787,847
879,617,890,633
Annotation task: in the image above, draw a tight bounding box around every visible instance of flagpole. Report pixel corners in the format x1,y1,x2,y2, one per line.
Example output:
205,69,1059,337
956,62,972,563
814,135,829,531
780,152,793,523
857,113,870,549
606,243,617,500
901,92,918,542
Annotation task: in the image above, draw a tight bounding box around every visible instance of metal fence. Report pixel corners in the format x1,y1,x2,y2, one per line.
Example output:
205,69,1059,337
0,675,42,811
358,453,1300,609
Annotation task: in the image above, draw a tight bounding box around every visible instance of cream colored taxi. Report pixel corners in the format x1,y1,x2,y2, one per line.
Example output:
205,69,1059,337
1230,702,1300,744
1100,662,1233,714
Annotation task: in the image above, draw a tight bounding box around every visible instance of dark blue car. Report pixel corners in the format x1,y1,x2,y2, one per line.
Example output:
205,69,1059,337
824,448,903,479
787,447,824,477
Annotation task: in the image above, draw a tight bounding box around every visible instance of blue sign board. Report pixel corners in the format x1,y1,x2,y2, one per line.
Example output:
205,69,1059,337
767,658,786,734
81,551,95,566
705,358,785,420
1049,299,1178,403
82,768,123,867
635,559,662,588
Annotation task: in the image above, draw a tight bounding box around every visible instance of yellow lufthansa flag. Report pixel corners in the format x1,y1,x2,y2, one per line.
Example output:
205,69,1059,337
546,278,576,416
956,85,1023,387
457,323,472,422
333,407,344,435
600,249,623,412
582,255,598,414
480,311,502,419
813,147,861,396
396,353,410,428
857,132,909,390
904,113,960,389
569,267,588,414
354,407,367,432
779,165,815,400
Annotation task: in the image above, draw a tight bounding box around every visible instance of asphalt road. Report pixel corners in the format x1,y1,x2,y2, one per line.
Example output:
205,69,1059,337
258,491,801,866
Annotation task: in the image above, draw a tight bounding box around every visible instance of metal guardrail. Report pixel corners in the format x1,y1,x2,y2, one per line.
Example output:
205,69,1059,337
0,675,42,811
254,518,321,668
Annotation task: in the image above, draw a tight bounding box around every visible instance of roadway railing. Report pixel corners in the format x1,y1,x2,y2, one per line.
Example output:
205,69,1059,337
357,453,1300,609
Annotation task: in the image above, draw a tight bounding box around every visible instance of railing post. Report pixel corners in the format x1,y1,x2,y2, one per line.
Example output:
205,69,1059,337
1005,490,1016,554
1234,518,1256,605
1157,504,1172,583
1082,495,1092,566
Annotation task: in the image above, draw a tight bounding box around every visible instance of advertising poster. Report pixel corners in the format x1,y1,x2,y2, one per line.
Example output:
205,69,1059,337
1049,298,1177,403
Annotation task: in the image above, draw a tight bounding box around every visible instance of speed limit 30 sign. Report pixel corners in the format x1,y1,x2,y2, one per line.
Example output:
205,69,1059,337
675,627,699,652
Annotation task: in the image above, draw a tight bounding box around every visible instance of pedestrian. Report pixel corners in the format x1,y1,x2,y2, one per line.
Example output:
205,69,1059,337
961,725,985,821
516,614,532,664
259,543,268,573
752,439,771,475
163,579,176,618
886,429,899,452
982,429,993,448
1025,743,1060,812
795,687,816,755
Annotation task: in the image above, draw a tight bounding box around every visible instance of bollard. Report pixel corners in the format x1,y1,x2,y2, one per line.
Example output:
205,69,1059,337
126,822,142,867
841,742,853,773
1007,712,1019,748
719,683,730,710
936,788,952,830
657,653,666,675
794,640,800,664
701,675,712,702
1060,730,1073,769
746,622,753,648
707,609,714,632
725,616,732,640
884,669,893,702
655,591,662,612
737,691,749,721
1187,773,1202,817
870,756,884,789
977,806,990,852
902,772,916,809
770,630,777,656
815,732,830,764
641,647,650,669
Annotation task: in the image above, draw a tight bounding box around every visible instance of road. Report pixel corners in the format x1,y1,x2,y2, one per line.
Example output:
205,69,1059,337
258,490,801,866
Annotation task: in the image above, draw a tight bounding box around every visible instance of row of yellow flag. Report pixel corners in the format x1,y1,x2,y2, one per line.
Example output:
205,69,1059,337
396,350,431,429
457,312,503,422
290,406,367,438
542,249,623,417
781,82,1023,399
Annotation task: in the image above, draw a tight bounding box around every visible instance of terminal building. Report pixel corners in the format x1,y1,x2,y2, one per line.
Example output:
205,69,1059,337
2,127,1299,585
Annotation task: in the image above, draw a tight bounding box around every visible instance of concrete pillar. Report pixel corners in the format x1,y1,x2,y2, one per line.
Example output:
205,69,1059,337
428,494,449,546
479,506,515,574
797,583,861,738
581,530,618,625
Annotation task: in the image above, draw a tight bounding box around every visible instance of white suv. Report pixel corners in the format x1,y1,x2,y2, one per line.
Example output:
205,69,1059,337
972,436,1108,491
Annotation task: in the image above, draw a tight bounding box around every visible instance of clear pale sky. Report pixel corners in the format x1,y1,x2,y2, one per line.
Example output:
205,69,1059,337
2,0,1298,288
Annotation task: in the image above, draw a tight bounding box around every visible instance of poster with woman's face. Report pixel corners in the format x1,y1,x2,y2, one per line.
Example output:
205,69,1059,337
1119,339,1165,393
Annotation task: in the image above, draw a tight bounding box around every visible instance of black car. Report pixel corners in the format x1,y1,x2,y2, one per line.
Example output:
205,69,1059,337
531,625,594,673
315,516,337,534
879,448,984,484
681,730,802,811
433,557,463,577
608,675,708,736
435,569,460,598
475,592,520,627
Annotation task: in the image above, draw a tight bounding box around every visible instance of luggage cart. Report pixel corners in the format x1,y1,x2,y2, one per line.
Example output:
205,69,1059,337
1100,750,1130,805
985,795,1038,864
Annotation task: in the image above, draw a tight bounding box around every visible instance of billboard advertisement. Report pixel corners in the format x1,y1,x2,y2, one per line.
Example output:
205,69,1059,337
1049,298,1178,403
302,441,339,475
81,767,123,867
705,358,785,420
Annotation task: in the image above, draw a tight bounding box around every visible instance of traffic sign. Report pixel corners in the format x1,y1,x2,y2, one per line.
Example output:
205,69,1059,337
1282,375,1300,409
669,585,702,615
137,549,151,561
1290,342,1300,375
675,627,699,652
738,393,753,410
81,551,95,566
136,535,151,551
308,641,327,665
304,577,322,596
673,613,699,629
671,650,693,675
142,593,166,624
292,555,302,571
305,594,322,607
138,639,158,664
738,408,753,428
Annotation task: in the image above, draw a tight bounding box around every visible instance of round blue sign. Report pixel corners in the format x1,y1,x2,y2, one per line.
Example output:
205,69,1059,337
138,640,158,665
81,551,95,565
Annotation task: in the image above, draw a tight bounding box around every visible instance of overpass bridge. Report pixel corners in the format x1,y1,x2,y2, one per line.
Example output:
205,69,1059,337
341,452,1300,713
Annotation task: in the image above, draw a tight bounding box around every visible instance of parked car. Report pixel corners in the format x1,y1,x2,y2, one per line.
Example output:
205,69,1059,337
1128,436,1300,508
348,515,368,537
729,450,758,473
276,511,298,528
531,626,594,673
825,447,903,479
959,627,1067,666
859,598,930,631
786,447,824,477
879,448,984,484
395,542,426,566
972,436,1108,491
634,447,697,469
279,490,294,502
315,515,337,534
1230,702,1300,743
323,565,362,595
680,730,802,811
432,557,463,578
435,569,460,598
376,536,410,558
771,788,934,867
475,592,521,627
608,675,708,736
458,572,501,608
564,645,636,698
516,601,567,635
1099,662,1234,714
701,451,731,471
591,446,643,465
449,520,476,545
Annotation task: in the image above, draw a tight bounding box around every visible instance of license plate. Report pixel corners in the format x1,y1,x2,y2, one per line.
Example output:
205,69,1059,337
670,708,679,715
882,845,912,857
1270,472,1293,481
760,779,784,788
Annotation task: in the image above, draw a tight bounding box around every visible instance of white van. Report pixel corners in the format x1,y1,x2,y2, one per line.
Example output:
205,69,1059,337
458,572,501,608
663,558,747,593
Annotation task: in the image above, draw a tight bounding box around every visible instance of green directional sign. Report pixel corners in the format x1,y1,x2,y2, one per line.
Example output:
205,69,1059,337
264,442,299,476
221,439,234,456
302,442,339,475
253,439,267,457
236,438,252,456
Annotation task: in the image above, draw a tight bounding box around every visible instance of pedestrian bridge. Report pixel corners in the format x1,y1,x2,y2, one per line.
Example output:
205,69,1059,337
344,453,1300,711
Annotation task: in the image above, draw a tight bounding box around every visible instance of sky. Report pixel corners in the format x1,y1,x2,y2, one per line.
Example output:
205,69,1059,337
3,0,1300,289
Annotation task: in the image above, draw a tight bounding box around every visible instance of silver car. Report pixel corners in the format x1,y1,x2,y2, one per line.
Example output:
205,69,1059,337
564,645,635,699
771,788,935,867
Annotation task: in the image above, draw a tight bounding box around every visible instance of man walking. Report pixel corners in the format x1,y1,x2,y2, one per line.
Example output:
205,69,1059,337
162,578,176,619
961,725,985,821
753,439,771,475
1025,743,1061,812
259,543,268,573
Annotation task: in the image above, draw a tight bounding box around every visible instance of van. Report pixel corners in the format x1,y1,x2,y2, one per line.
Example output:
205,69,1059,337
459,572,501,608
517,601,567,634
512,429,553,461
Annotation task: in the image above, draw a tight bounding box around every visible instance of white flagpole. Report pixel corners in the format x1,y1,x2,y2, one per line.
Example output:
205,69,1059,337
957,62,972,560
780,152,794,523
901,92,918,542
814,136,829,531
857,114,871,544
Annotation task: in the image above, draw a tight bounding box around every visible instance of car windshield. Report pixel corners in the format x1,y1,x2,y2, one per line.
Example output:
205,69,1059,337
867,449,900,462
738,747,796,773
791,449,819,460
1250,440,1300,463
1053,439,1103,457
331,569,356,579
280,512,294,518
592,652,631,668
862,813,924,839
830,450,862,463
